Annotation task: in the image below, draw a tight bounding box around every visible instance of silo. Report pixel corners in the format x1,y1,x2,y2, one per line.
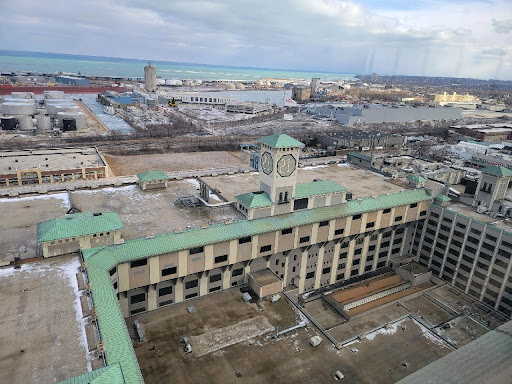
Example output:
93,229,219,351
36,115,51,130
57,111,86,129
11,92,35,99
144,61,157,92
1,116,18,130
17,115,35,131
1,102,36,115
44,90,65,99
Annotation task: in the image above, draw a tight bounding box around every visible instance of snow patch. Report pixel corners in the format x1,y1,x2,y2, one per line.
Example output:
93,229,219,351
336,163,351,168
365,318,407,341
302,164,328,170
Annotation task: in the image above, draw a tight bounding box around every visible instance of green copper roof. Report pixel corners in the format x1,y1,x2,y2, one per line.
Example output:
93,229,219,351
407,174,427,183
136,170,169,181
79,187,432,384
434,194,451,202
258,133,304,148
57,363,125,384
37,212,124,243
348,152,372,162
295,180,347,199
480,165,512,177
235,191,273,208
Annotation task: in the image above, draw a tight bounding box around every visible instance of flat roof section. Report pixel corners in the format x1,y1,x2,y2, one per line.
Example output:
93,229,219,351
249,269,281,286
329,275,405,305
0,147,106,175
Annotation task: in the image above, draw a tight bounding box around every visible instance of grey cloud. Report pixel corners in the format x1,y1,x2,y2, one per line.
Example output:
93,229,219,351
493,18,512,33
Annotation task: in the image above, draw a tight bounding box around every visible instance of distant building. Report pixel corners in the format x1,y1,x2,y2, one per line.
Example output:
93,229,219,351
317,131,404,150
433,92,479,106
0,147,109,187
347,152,374,169
450,123,512,143
144,62,157,92
225,102,272,114
309,104,462,126
55,75,91,86
291,86,311,103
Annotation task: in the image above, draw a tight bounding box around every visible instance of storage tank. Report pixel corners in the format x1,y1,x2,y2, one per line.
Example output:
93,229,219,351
36,115,51,130
44,90,65,99
225,83,236,90
17,115,35,131
46,103,78,115
1,116,18,130
57,111,86,129
11,92,35,99
235,83,245,90
1,102,36,115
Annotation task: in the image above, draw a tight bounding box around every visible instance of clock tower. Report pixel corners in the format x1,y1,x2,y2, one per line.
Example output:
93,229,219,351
258,133,304,205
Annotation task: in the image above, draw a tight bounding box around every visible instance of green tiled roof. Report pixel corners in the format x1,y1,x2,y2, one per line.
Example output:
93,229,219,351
406,174,427,183
57,363,125,384
235,191,273,208
480,165,512,177
136,170,169,181
80,187,432,384
37,212,124,243
348,152,372,162
295,180,347,199
258,133,304,148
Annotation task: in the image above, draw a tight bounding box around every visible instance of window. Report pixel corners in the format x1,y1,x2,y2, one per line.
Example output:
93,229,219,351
366,222,375,229
260,245,272,253
209,274,221,283
410,203,418,208
185,280,198,289
209,286,221,293
282,228,293,235
159,286,172,296
352,259,360,266
130,293,145,304
131,307,146,315
354,248,362,255
334,228,344,235
394,216,403,221
299,236,310,243
232,268,243,277
190,246,204,255
109,267,117,276
275,259,280,266
185,293,198,299
323,267,331,274
420,211,427,216
319,221,329,227
306,271,315,279
214,255,228,264
368,245,376,251
383,208,391,214
162,266,177,276
353,214,362,220
239,237,251,244
131,259,147,268
294,198,308,211
341,242,349,248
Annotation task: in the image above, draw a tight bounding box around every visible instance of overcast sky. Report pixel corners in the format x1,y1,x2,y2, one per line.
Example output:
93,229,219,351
0,0,511,80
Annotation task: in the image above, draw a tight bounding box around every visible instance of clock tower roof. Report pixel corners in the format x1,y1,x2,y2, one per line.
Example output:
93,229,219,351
258,133,304,149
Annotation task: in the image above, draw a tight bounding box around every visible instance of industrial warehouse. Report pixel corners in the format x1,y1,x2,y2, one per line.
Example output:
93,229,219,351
2,133,506,384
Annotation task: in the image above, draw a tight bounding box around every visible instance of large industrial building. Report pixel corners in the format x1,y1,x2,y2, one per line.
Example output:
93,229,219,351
31,134,511,383
308,104,462,126
317,131,404,150
0,147,110,186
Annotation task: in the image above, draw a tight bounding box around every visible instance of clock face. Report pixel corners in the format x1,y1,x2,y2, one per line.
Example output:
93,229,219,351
277,154,296,177
261,151,273,175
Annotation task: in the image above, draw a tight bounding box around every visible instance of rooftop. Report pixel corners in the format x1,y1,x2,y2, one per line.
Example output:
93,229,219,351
257,133,305,148
348,152,372,162
58,363,125,384
0,147,106,175
36,212,124,243
295,180,347,199
136,170,169,181
480,165,512,177
235,191,273,208
406,174,427,183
